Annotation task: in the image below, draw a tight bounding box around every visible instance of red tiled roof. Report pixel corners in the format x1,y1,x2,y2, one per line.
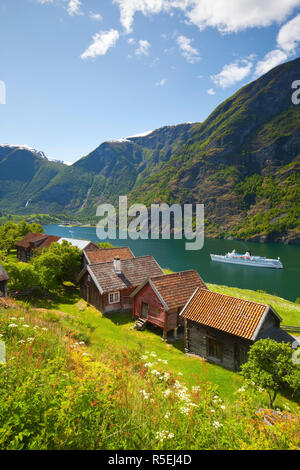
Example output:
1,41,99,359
15,232,48,248
150,270,208,311
181,288,269,340
84,246,134,264
86,256,164,294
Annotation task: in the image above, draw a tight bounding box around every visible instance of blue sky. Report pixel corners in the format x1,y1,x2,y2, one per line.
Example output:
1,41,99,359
0,0,300,163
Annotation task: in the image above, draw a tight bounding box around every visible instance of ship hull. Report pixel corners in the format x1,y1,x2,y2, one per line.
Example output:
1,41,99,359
210,254,283,269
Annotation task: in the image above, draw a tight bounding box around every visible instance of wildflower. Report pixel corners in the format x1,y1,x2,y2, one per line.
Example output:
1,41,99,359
27,337,34,343
22,324,30,328
8,324,18,328
18,339,26,344
155,430,174,442
10,317,17,320
41,327,48,331
144,362,154,368
237,387,246,393
165,412,170,418
220,405,226,410
163,389,171,397
178,372,183,376
210,409,215,413
141,355,148,360
150,352,157,357
213,421,223,429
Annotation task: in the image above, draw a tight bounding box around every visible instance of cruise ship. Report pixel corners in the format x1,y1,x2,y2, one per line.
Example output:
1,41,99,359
210,250,283,269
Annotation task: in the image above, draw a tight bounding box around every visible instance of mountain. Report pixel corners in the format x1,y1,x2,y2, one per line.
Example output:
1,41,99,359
5,123,198,215
0,58,299,243
0,145,66,213
129,57,300,243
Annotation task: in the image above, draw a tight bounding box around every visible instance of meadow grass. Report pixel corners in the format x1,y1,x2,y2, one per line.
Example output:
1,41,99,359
21,283,300,407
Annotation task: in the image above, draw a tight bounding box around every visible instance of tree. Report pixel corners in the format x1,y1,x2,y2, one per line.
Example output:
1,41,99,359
32,241,81,291
0,220,44,253
241,339,300,408
2,260,40,291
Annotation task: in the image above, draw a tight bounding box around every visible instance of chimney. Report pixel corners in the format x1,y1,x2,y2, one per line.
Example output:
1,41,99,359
113,256,121,274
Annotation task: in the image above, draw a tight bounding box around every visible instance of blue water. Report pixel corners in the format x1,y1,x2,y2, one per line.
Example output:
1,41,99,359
43,224,300,302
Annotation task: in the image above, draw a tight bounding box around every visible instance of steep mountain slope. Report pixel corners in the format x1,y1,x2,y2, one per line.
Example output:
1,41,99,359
35,123,198,214
0,145,66,213
129,57,300,243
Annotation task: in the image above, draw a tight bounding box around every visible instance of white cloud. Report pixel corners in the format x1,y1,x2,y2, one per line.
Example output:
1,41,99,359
112,0,300,34
254,49,288,76
66,0,82,16
211,59,253,88
90,12,103,22
135,39,151,56
207,88,216,95
80,29,120,60
128,37,135,44
254,14,300,77
177,35,200,63
277,13,300,53
156,78,167,86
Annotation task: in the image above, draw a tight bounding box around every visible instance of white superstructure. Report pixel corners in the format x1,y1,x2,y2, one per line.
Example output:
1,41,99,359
210,250,283,269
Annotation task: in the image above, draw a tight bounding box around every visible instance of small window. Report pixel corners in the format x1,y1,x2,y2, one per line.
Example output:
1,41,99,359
207,337,223,360
108,291,120,304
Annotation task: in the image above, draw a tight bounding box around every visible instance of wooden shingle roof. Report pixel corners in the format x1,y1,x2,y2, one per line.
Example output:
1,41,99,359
15,232,48,248
85,255,164,294
84,246,134,265
181,288,273,341
0,264,9,282
131,270,208,311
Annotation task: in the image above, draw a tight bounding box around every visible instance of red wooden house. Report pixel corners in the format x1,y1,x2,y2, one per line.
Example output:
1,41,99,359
131,270,208,339
77,255,164,313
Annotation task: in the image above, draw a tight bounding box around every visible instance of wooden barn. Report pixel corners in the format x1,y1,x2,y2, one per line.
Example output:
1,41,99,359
131,270,208,339
83,246,134,266
77,255,164,313
0,264,9,297
181,288,298,371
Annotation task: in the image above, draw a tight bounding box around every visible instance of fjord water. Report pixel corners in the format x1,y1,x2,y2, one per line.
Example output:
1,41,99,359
44,225,300,302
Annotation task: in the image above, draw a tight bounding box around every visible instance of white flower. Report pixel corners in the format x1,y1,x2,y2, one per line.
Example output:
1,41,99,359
213,421,223,429
41,327,48,331
178,372,183,376
8,324,18,328
210,409,215,413
141,355,148,360
22,324,30,328
238,387,246,393
27,337,34,343
220,405,226,410
163,389,171,397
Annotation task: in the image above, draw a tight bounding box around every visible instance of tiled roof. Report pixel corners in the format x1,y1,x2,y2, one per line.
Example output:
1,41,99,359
87,256,164,294
0,263,9,282
15,232,48,248
181,288,269,340
150,271,208,311
84,246,134,264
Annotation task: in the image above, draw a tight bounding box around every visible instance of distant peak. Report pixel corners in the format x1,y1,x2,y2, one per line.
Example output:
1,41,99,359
0,143,47,159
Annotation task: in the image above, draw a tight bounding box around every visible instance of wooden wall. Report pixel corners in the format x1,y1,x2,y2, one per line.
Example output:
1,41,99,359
185,319,252,371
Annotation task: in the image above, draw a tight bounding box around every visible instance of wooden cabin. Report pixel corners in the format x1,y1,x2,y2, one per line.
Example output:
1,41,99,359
83,246,134,266
131,270,208,339
15,233,51,262
77,255,164,313
181,288,298,371
0,264,9,297
16,232,100,263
